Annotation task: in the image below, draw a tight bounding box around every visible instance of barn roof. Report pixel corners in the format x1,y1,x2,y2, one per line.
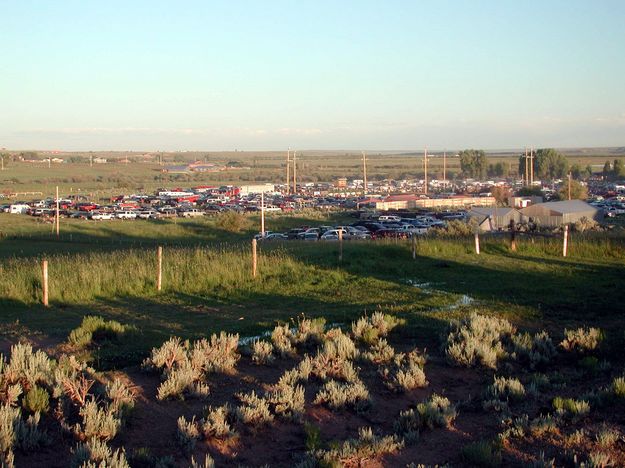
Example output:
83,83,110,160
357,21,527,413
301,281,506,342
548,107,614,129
522,200,597,215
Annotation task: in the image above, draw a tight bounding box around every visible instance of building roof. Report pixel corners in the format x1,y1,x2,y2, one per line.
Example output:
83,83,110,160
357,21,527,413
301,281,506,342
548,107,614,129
521,200,597,215
469,207,518,217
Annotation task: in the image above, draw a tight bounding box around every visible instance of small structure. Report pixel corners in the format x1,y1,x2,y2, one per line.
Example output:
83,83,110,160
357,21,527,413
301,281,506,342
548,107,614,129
336,177,347,188
239,183,275,196
520,200,600,227
469,207,521,231
509,196,542,209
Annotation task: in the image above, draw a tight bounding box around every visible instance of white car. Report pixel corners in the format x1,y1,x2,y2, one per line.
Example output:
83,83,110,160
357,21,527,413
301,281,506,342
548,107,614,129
320,228,349,241
137,210,159,219
116,210,137,219
378,215,402,222
90,211,113,220
178,209,204,218
397,224,428,235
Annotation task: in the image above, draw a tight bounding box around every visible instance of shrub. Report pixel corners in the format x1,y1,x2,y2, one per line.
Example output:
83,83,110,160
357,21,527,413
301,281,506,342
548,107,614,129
215,211,251,233
76,400,121,441
352,312,404,344
190,332,240,374
202,404,236,439
190,454,216,468
176,416,200,454
312,427,404,466
156,364,200,401
444,313,515,369
267,383,305,422
461,440,502,467
395,394,457,433
68,316,133,348
105,379,135,416
21,386,50,414
271,324,295,357
236,391,274,426
321,329,358,361
381,350,428,393
362,339,395,364
252,340,275,365
560,327,603,353
552,397,590,419
611,376,625,398
5,343,54,388
529,415,559,436
71,438,130,468
586,451,612,468
314,380,371,411
485,376,526,402
511,331,557,368
292,317,326,346
595,425,620,448
144,337,188,372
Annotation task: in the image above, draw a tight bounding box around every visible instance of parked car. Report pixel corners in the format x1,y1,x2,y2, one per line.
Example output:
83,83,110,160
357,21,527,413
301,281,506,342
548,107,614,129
178,209,203,218
90,211,114,220
302,232,320,241
378,215,402,222
116,211,137,220
260,233,288,241
137,210,160,219
286,228,306,239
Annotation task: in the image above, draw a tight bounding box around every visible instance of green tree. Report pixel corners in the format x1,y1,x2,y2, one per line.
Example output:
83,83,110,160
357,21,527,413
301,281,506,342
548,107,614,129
558,180,588,200
613,159,625,178
585,165,593,178
517,186,543,197
603,161,612,178
458,149,488,179
519,149,568,180
570,164,581,180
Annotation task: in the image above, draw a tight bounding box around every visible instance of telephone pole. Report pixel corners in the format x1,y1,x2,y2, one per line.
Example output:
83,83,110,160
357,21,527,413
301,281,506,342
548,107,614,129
443,150,446,184
362,151,368,197
568,172,572,201
55,186,60,237
524,148,528,186
530,147,534,186
286,148,291,195
292,151,297,194
90,154,93,167
423,148,428,195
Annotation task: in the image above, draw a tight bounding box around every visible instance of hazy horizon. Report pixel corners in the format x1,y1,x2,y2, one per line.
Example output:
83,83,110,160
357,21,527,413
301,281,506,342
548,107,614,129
2,1,624,151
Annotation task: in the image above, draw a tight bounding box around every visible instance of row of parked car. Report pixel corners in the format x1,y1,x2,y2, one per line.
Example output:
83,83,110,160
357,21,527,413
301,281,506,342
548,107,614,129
254,215,450,241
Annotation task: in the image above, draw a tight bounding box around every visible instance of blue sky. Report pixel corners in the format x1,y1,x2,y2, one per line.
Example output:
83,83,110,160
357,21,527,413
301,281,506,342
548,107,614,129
1,0,624,151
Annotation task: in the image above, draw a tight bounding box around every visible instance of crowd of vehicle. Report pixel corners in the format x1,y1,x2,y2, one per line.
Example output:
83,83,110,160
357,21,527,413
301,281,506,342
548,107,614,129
253,213,460,242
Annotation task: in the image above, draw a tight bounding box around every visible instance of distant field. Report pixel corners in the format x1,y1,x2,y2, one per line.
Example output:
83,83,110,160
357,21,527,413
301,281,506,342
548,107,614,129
2,148,624,197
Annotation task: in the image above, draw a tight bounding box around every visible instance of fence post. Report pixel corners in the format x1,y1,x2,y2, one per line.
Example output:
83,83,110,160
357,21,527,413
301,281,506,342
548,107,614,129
509,219,516,252
338,229,343,262
157,246,163,291
252,238,258,277
474,231,480,255
412,235,416,260
42,259,49,307
562,225,569,257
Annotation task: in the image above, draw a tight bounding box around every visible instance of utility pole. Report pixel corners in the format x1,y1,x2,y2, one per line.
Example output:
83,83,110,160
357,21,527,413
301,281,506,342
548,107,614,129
286,148,291,195
568,172,572,201
530,147,534,187
443,150,446,184
362,151,368,197
90,154,93,167
261,191,265,237
293,151,297,194
524,148,528,186
55,186,60,237
423,148,428,195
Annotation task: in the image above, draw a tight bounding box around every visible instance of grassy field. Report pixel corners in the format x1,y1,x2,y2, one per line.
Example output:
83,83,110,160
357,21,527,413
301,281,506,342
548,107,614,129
2,148,624,197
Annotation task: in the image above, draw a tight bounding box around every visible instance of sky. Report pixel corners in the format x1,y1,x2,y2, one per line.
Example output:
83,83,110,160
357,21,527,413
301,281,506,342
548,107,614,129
1,0,624,151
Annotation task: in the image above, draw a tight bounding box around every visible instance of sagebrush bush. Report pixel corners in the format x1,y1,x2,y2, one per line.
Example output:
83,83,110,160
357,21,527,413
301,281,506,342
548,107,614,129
71,437,130,468
311,426,404,466
190,454,216,468
176,416,200,454
461,440,502,467
352,312,404,344
267,383,305,422
595,425,620,448
4,343,54,389
68,316,133,348
560,327,603,353
202,404,236,439
314,380,371,411
444,313,515,369
485,376,526,402
612,376,625,398
395,394,457,433
105,379,135,416
252,340,275,365
553,397,590,419
511,331,557,368
236,391,274,426
271,324,295,357
190,332,240,374
362,339,395,364
381,349,428,392
292,317,326,346
529,414,559,436
156,363,200,401
76,400,121,441
21,386,50,414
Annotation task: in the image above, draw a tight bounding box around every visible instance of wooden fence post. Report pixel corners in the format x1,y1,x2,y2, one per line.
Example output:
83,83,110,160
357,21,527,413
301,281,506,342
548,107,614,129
157,246,163,291
412,235,416,260
509,219,517,252
252,238,258,277
474,231,480,255
338,229,343,262
42,260,49,307
563,225,569,257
